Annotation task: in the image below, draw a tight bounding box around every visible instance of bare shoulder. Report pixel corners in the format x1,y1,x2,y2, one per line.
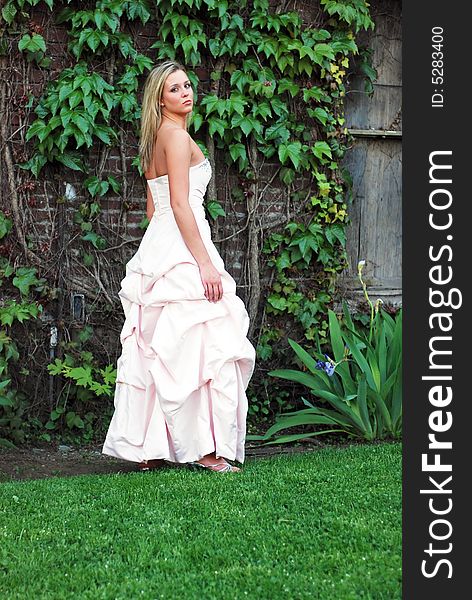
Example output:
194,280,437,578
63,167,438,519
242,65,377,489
162,128,192,169
163,127,191,151
165,127,190,142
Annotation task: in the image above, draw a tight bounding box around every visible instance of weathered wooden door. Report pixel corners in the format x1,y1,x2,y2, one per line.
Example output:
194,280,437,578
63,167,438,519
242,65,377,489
340,0,402,307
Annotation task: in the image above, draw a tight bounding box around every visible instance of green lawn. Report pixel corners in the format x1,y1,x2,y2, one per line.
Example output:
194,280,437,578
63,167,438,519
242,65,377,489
0,442,401,600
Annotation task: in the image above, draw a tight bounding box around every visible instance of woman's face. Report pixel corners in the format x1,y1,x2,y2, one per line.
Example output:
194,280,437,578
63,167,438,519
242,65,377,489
161,69,194,115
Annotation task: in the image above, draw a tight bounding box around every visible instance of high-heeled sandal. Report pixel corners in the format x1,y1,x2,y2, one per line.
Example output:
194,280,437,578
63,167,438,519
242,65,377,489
187,460,241,473
137,459,167,471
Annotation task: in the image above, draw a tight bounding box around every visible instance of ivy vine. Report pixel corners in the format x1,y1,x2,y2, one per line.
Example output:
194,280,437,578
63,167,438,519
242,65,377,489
0,0,375,441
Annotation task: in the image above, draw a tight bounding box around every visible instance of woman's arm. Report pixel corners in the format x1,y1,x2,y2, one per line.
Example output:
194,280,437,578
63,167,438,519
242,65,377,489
164,129,212,267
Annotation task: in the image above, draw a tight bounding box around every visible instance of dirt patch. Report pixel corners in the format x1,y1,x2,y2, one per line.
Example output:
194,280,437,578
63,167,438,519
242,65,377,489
0,439,327,482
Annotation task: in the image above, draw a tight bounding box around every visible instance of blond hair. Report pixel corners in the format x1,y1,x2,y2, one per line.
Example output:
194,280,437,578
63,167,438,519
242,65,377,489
139,60,191,174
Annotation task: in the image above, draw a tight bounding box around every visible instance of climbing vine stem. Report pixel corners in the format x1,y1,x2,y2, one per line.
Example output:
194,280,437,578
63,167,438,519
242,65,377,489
0,0,375,440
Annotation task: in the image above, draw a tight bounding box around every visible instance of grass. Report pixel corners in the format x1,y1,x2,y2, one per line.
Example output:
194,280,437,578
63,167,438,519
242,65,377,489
0,442,401,600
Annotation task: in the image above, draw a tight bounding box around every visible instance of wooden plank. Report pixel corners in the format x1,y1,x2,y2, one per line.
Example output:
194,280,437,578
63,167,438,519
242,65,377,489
348,129,402,138
344,0,402,131
339,0,402,305
340,138,402,300
345,85,402,130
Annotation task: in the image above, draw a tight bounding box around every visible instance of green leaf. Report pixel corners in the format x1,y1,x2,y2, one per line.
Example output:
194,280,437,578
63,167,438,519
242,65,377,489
206,201,226,220
277,79,299,97
18,34,31,52
263,413,340,439
233,115,253,136
50,409,63,421
85,30,102,52
0,212,13,240
126,0,151,24
312,42,335,64
369,387,392,432
71,113,90,135
100,364,117,385
265,121,290,144
303,86,327,103
103,11,120,32
378,322,387,386
68,89,83,109
67,366,93,387
56,153,84,172
12,267,39,296
267,295,288,311
228,142,247,165
201,94,219,115
0,378,11,391
90,381,112,397
208,117,227,138
278,142,302,169
59,83,73,102
83,253,94,267
343,335,377,391
388,310,402,373
94,125,113,145
313,141,332,160
342,300,355,333
25,119,47,141
287,338,331,386
327,223,346,247
381,369,398,405
300,401,353,427
366,349,381,392
268,368,323,390
390,364,402,430
17,153,47,178
47,358,64,376
228,94,247,117
312,107,329,125
107,175,121,194
66,411,77,428
2,3,17,25
82,231,107,250
0,394,14,407
328,309,344,363
31,33,46,53
19,33,46,54
357,375,373,439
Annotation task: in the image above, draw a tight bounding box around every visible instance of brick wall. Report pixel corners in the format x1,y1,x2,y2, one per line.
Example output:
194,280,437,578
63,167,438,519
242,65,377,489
0,0,337,409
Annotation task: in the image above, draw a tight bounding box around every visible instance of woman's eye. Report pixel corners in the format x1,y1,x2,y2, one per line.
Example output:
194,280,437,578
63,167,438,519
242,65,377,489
170,84,191,92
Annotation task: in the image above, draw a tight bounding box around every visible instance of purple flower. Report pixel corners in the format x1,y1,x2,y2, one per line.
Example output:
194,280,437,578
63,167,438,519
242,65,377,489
324,362,335,376
315,358,336,377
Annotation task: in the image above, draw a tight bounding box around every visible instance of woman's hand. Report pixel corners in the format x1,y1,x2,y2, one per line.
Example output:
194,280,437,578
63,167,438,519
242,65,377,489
198,260,223,302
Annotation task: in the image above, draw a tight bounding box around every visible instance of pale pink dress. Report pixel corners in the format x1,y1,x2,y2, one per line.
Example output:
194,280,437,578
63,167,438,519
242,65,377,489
102,158,256,464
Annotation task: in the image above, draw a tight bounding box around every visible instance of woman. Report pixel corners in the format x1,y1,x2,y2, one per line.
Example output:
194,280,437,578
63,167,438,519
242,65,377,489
102,60,256,473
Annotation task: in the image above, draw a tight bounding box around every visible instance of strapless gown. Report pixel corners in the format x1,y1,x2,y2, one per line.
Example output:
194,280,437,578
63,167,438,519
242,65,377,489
101,158,256,464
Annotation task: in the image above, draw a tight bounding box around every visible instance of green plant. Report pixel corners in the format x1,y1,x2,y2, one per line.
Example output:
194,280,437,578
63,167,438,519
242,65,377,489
249,262,402,443
1,0,377,441
1,0,54,26
0,298,44,447
18,32,50,66
0,211,45,447
42,351,116,442
247,381,294,427
47,353,117,400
